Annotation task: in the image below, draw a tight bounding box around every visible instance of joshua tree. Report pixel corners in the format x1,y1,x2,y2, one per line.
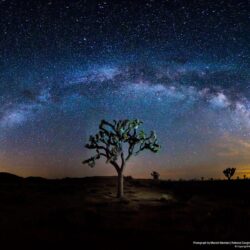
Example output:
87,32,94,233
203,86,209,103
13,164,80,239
151,171,160,180
83,119,160,198
223,167,236,180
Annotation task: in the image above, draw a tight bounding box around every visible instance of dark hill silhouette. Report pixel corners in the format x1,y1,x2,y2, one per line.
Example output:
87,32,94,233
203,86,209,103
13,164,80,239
25,176,47,183
0,172,23,182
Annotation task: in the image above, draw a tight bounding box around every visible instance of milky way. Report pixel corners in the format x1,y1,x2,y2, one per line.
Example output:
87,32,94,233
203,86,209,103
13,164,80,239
0,0,249,179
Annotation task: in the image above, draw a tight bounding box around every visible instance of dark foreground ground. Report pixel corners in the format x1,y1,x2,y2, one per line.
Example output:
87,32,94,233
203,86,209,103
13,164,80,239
0,173,250,249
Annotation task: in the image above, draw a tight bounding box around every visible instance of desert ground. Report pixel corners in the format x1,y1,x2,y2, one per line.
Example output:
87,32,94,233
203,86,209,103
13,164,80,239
0,172,250,249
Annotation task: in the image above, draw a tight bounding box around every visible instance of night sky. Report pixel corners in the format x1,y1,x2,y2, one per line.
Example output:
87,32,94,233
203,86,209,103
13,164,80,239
0,0,249,179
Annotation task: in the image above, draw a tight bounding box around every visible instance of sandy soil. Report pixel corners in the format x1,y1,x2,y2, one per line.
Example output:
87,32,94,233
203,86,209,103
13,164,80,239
0,174,249,249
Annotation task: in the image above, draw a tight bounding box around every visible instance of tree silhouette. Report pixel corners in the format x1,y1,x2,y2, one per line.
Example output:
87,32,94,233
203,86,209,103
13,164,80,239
151,171,160,180
223,167,236,180
83,119,160,198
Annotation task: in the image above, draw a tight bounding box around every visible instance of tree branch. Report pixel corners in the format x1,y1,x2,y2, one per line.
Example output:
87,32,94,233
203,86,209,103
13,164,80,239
110,160,120,173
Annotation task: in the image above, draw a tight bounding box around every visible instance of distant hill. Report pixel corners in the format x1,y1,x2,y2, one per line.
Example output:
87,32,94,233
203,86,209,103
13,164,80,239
0,172,23,182
24,176,48,184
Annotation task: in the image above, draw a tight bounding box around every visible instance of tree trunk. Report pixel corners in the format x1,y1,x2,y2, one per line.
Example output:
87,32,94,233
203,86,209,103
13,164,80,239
117,171,124,198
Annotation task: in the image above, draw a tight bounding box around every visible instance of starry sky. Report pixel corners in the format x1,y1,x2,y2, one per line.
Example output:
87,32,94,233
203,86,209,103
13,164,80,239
0,0,249,179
